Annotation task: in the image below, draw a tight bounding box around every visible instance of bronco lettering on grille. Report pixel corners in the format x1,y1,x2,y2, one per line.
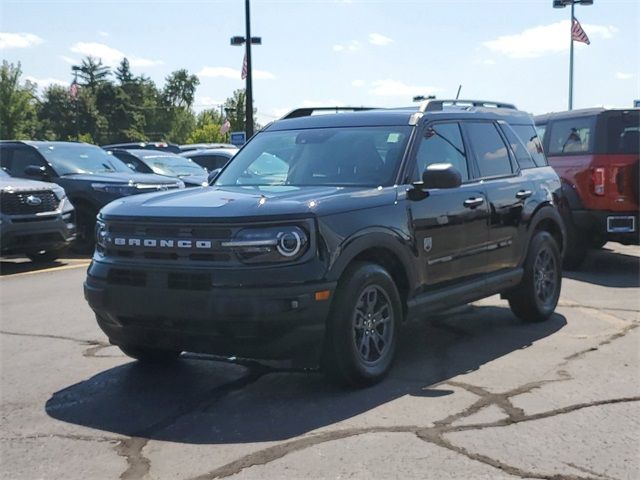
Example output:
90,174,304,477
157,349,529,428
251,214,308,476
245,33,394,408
111,237,213,249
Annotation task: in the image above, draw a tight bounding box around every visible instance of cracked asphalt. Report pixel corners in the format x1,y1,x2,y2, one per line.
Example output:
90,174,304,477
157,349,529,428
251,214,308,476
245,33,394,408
1,244,639,480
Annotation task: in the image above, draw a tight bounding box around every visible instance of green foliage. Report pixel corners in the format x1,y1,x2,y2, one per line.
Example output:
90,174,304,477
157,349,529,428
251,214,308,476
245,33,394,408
0,56,257,144
0,61,38,139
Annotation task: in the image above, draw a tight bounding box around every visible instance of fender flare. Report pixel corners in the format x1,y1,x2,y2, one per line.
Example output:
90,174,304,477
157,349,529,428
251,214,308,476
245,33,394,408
526,204,567,257
325,228,419,289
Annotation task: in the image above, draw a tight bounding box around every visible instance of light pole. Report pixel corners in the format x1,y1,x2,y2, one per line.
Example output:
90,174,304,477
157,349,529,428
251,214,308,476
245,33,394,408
71,65,81,140
553,0,594,110
230,0,261,139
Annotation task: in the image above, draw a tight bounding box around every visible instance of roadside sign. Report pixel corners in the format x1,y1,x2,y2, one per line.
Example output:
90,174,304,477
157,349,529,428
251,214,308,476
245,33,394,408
230,131,247,146
634,100,640,108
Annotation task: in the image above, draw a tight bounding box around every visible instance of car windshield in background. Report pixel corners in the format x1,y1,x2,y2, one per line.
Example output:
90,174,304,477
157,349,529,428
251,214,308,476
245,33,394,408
36,144,131,175
139,154,206,177
215,126,412,188
605,111,639,154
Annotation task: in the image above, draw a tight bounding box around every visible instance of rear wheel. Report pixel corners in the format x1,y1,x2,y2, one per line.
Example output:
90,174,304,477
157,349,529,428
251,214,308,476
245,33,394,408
507,231,562,323
322,262,401,387
119,345,181,363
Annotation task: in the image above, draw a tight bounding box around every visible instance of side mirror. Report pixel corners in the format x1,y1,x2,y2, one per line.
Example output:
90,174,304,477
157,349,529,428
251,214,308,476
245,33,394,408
422,163,462,189
208,168,222,185
24,165,49,180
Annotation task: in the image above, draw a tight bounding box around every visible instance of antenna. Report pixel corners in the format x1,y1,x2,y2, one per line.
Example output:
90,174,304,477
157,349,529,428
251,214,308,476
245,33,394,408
455,85,462,100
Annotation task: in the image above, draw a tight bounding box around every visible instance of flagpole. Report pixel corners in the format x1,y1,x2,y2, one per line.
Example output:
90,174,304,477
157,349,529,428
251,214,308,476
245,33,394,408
568,1,575,110
244,0,254,139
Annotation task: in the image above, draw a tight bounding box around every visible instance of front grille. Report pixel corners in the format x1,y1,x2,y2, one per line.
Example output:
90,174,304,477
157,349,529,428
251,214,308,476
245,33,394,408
107,269,147,287
0,191,60,215
168,272,211,291
103,220,240,265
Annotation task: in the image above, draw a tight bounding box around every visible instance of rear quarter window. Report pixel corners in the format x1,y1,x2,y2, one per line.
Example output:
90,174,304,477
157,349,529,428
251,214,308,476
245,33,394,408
603,111,639,154
548,116,596,155
511,124,547,167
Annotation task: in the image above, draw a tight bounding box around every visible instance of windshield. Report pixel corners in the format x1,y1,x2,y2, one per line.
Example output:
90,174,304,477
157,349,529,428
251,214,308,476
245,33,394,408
37,144,132,175
215,126,412,188
138,153,207,177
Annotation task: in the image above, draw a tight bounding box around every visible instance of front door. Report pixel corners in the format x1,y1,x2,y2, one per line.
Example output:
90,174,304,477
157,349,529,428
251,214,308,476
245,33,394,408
406,121,490,289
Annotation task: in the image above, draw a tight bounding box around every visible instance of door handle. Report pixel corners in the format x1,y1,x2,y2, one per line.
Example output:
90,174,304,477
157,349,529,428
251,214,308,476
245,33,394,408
463,197,484,208
515,190,533,200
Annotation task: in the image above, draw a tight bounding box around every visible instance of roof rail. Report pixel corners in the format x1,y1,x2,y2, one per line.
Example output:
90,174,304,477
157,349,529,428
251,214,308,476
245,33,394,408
419,99,517,113
281,106,377,119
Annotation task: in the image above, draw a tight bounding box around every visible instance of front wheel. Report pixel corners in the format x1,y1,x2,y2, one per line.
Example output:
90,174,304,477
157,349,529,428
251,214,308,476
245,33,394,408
507,231,562,323
322,262,401,387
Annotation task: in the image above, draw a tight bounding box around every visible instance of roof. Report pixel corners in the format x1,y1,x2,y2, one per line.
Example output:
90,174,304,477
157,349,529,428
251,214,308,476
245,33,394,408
0,140,90,147
534,107,639,123
264,105,532,131
181,148,237,157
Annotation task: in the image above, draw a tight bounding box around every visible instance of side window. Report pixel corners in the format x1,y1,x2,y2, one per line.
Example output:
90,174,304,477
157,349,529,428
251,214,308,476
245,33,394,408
7,148,46,176
465,122,513,178
547,117,595,155
535,124,547,143
501,124,535,169
0,147,12,171
512,125,547,167
415,122,469,181
212,155,231,169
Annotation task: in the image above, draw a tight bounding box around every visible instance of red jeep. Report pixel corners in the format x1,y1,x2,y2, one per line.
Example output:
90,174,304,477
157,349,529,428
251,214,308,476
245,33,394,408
535,108,639,268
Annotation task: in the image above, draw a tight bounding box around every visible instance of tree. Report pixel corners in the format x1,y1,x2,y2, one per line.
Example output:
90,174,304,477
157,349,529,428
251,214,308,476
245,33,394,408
223,89,260,134
0,61,38,139
75,56,110,89
115,58,134,85
163,69,199,109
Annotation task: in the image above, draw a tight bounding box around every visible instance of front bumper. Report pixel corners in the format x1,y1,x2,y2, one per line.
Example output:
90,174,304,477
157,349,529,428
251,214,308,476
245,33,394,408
572,210,640,245
84,262,336,366
0,212,76,255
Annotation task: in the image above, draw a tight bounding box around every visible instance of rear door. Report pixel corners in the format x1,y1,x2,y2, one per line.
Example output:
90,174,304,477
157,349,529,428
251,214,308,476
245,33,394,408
407,121,490,288
463,121,534,271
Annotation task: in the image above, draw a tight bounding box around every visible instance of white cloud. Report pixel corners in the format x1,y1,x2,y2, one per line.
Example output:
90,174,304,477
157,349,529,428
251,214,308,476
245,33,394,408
369,79,439,97
198,66,275,80
352,79,365,87
0,32,43,49
333,40,361,53
615,72,634,80
483,20,618,59
24,76,68,93
70,42,163,67
368,33,393,46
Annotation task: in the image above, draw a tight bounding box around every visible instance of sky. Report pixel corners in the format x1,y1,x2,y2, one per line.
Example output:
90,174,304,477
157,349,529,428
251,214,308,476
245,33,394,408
1,0,638,126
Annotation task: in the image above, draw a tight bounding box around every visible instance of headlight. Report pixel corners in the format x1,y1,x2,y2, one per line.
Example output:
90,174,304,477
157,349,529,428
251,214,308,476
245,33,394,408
51,186,66,201
95,219,108,250
222,226,309,264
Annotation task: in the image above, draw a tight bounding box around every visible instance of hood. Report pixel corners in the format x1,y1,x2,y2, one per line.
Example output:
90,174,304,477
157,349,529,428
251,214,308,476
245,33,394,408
0,176,60,192
60,171,182,185
100,185,398,220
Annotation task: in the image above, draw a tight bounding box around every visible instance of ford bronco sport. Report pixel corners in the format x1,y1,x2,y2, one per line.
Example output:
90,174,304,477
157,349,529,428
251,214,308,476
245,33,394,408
84,100,566,386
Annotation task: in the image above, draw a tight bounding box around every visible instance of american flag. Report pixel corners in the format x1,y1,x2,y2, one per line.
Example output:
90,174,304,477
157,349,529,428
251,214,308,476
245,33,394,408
571,17,590,45
241,53,248,80
69,82,78,99
220,119,231,135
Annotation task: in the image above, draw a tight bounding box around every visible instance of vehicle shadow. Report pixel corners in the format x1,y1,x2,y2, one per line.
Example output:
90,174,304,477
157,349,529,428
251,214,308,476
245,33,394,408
565,247,640,288
45,305,566,444
0,253,90,276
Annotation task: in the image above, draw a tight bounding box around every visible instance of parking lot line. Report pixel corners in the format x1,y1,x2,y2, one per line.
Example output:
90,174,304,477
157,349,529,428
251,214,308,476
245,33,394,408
0,261,91,278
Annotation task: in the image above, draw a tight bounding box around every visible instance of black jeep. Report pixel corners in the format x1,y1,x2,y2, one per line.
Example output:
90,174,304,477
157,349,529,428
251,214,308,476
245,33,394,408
84,100,566,386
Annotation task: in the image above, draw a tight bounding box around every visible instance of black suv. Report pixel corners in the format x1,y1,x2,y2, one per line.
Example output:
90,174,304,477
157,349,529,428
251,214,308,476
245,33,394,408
84,100,566,386
0,141,184,250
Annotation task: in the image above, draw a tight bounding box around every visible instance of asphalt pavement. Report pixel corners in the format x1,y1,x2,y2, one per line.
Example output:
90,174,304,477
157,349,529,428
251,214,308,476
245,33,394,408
1,245,639,480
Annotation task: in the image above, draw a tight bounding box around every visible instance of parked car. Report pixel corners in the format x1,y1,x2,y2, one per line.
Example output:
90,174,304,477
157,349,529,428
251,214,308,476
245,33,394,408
534,108,639,268
180,148,237,172
101,141,181,154
179,143,238,153
108,149,209,187
0,141,184,251
84,99,566,386
0,169,75,262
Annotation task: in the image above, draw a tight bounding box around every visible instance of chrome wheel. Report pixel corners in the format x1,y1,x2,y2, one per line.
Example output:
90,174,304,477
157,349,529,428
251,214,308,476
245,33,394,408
534,247,557,306
352,285,394,364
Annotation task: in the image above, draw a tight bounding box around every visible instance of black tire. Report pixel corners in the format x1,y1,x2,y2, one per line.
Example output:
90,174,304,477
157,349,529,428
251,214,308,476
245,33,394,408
562,221,587,270
590,237,607,249
119,345,181,363
508,231,562,323
27,248,63,263
322,262,402,387
72,205,98,254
